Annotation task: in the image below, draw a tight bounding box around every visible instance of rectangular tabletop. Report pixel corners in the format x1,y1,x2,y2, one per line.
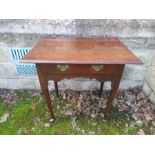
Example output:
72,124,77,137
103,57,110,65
21,38,142,64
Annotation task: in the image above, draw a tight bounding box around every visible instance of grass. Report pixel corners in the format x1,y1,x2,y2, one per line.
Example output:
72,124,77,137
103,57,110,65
0,90,154,135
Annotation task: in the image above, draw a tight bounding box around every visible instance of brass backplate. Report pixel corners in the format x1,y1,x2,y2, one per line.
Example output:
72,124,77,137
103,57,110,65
92,64,104,71
57,64,69,72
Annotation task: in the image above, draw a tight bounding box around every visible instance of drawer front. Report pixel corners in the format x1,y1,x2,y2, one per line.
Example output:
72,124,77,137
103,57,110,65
39,64,124,76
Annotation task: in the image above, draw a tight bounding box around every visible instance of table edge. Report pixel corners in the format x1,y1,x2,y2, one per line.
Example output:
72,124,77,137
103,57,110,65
20,59,143,64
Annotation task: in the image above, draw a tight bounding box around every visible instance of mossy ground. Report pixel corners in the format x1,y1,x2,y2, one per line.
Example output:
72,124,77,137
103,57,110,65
0,90,154,135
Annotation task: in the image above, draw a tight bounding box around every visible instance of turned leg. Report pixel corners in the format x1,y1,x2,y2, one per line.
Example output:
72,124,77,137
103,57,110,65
54,81,59,97
36,64,55,121
99,82,104,97
104,79,121,119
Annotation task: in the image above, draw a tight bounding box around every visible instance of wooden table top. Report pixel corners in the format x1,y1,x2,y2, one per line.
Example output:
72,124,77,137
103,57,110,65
21,38,142,64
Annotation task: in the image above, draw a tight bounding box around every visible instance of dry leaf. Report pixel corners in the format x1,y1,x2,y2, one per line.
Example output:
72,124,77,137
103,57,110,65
63,92,67,100
31,103,38,110
144,114,153,121
1,86,155,127
44,123,51,128
31,127,35,131
88,131,95,134
0,113,10,123
137,129,145,135
65,111,73,117
136,120,143,126
125,123,129,134
152,121,155,127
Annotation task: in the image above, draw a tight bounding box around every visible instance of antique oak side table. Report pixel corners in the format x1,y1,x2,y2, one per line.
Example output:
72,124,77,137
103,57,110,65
21,38,142,122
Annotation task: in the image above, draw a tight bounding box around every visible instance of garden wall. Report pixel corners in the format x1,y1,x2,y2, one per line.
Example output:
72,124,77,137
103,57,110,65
143,56,155,104
0,19,155,93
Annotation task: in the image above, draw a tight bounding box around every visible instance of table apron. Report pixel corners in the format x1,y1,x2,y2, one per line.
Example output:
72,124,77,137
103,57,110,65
37,63,124,76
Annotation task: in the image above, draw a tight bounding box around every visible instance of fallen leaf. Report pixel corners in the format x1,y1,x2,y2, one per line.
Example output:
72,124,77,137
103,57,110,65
132,113,142,121
65,111,73,117
144,114,153,121
81,129,85,134
71,117,81,131
31,127,35,131
88,131,95,135
136,120,143,126
31,103,38,110
57,105,60,109
91,113,97,119
63,92,67,100
44,123,51,128
34,117,41,124
125,123,129,134
118,104,129,112
0,113,9,123
45,112,50,117
137,129,145,135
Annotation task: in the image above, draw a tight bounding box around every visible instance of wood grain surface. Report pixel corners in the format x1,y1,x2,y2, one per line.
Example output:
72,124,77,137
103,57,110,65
21,38,142,64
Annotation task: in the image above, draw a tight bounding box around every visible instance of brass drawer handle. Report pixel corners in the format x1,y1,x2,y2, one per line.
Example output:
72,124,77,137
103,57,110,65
92,64,104,71
57,64,69,71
